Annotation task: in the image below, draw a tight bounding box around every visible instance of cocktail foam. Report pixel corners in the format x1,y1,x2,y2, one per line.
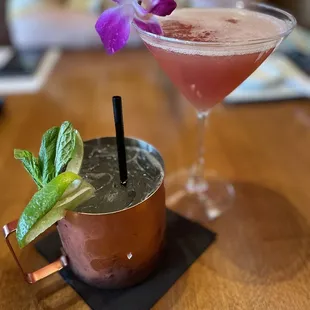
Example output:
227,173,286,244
141,8,288,56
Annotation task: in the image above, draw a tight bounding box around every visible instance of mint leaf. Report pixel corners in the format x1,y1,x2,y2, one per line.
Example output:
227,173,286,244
14,150,43,189
54,121,76,176
39,126,60,185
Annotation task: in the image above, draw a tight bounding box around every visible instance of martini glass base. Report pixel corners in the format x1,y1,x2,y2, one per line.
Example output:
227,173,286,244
165,169,235,221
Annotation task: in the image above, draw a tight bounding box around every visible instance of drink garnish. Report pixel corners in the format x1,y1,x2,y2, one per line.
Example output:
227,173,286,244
14,121,83,188
16,172,94,248
95,0,177,54
14,121,95,248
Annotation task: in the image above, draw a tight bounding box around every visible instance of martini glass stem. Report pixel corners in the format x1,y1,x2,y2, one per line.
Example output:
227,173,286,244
187,110,209,193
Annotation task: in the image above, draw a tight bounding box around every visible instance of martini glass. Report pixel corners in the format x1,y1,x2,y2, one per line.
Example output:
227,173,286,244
135,2,296,220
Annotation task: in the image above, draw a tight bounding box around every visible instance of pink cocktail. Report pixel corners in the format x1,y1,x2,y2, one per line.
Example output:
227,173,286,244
136,3,296,219
144,8,285,110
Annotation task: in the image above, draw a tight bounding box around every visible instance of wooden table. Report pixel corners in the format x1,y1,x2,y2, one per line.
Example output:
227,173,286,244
1,50,310,310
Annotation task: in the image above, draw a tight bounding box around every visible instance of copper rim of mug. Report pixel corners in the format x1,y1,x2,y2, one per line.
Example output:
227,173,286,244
69,136,165,216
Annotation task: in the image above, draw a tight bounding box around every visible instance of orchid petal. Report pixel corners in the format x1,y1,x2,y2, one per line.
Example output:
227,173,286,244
95,6,133,54
134,17,162,35
148,0,177,16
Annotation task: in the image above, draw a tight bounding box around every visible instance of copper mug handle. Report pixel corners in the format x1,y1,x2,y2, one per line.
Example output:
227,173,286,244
3,219,68,284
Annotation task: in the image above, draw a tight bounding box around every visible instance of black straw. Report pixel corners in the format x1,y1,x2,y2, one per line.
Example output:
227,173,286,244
112,96,128,185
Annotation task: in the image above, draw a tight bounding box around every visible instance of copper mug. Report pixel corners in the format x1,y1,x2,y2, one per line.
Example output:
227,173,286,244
3,137,166,289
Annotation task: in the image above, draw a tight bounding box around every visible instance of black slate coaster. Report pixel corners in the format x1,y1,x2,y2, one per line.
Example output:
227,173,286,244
36,210,216,310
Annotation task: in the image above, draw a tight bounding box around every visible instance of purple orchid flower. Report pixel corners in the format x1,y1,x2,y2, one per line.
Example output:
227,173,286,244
95,0,177,54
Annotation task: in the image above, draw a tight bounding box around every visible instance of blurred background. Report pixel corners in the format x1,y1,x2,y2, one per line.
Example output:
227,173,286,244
0,0,309,96
0,0,309,48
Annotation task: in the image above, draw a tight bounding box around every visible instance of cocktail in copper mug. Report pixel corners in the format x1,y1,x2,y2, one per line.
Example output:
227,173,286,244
3,137,166,289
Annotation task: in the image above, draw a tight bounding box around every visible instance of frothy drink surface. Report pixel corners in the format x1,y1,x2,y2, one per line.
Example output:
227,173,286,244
143,8,287,110
160,8,285,46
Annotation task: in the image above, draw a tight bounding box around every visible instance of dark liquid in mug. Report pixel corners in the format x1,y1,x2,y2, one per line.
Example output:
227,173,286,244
75,139,164,214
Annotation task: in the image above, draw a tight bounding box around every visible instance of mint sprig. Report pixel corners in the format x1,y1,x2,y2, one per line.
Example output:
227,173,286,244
55,121,76,176
14,122,93,248
14,121,77,187
39,126,60,185
14,150,43,189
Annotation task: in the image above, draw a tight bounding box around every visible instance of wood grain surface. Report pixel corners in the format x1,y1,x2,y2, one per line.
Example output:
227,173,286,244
1,50,310,310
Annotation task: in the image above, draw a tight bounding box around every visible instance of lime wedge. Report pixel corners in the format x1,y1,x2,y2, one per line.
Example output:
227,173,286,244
16,171,95,248
66,130,84,174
